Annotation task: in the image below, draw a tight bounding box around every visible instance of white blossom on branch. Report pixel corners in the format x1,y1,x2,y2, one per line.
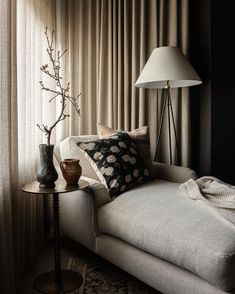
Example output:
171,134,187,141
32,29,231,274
37,27,81,145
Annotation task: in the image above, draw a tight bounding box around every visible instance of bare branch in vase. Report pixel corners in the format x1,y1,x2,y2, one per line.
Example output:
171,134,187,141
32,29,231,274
37,28,81,146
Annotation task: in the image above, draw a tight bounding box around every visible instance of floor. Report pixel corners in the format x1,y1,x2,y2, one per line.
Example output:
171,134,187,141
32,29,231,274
21,236,159,294
21,237,73,294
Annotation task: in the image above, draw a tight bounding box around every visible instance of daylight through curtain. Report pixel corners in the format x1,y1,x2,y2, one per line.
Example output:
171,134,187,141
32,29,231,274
0,1,56,293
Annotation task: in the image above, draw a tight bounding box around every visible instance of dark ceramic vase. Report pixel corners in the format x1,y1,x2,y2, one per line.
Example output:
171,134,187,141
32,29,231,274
36,144,58,188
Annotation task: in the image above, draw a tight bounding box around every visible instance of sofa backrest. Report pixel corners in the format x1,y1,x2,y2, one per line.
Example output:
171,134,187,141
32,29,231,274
56,135,198,184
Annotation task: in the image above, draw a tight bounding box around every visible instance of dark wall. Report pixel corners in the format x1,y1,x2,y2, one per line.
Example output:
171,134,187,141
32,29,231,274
190,0,211,175
191,0,235,184
211,1,235,183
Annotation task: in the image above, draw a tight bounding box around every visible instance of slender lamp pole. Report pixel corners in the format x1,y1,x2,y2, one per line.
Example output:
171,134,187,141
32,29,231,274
135,46,202,165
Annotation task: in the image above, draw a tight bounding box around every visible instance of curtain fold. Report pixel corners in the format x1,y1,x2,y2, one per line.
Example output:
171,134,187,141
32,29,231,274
0,1,17,292
1,1,56,293
17,0,56,276
56,0,190,166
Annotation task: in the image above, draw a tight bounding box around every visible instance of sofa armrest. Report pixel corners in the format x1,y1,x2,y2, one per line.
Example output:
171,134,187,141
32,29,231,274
81,176,111,208
152,161,198,183
58,176,110,251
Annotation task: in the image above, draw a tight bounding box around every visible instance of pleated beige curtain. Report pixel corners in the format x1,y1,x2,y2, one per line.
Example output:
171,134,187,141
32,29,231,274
55,0,190,166
0,0,56,293
0,1,17,292
16,0,56,276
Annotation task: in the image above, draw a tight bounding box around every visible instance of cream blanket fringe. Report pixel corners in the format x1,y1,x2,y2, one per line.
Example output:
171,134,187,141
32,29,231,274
179,176,235,227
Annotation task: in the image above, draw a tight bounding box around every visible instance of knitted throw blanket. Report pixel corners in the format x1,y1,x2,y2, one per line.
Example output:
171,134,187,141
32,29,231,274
179,176,235,227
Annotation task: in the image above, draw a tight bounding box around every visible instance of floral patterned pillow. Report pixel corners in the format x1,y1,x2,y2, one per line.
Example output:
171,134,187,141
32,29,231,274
77,131,150,197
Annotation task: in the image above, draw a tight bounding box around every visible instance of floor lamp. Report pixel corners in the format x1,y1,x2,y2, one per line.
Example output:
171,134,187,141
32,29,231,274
135,46,202,165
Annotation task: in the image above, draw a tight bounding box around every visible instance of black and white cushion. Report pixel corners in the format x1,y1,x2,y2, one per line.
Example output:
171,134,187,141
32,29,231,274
77,131,150,197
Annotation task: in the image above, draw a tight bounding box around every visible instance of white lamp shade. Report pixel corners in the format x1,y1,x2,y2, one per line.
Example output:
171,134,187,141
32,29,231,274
135,46,202,89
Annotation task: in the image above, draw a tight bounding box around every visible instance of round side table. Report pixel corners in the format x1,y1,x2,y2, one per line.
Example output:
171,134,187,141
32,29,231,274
21,179,89,294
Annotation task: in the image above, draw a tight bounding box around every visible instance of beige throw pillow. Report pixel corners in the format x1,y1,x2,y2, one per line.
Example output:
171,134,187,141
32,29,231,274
97,123,153,175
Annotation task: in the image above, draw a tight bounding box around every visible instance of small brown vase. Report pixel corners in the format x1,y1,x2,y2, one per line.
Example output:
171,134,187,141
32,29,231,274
60,158,82,185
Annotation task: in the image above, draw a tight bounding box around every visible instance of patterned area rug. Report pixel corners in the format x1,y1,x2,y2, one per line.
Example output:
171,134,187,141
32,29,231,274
68,257,161,294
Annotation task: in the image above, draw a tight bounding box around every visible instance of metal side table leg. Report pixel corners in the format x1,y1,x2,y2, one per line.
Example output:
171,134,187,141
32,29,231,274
33,193,83,294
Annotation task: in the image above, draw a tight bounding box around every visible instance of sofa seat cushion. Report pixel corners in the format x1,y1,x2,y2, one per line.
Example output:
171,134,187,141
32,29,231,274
98,179,235,291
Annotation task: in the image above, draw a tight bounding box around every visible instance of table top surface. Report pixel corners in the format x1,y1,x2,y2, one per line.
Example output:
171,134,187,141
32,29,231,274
21,179,89,195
